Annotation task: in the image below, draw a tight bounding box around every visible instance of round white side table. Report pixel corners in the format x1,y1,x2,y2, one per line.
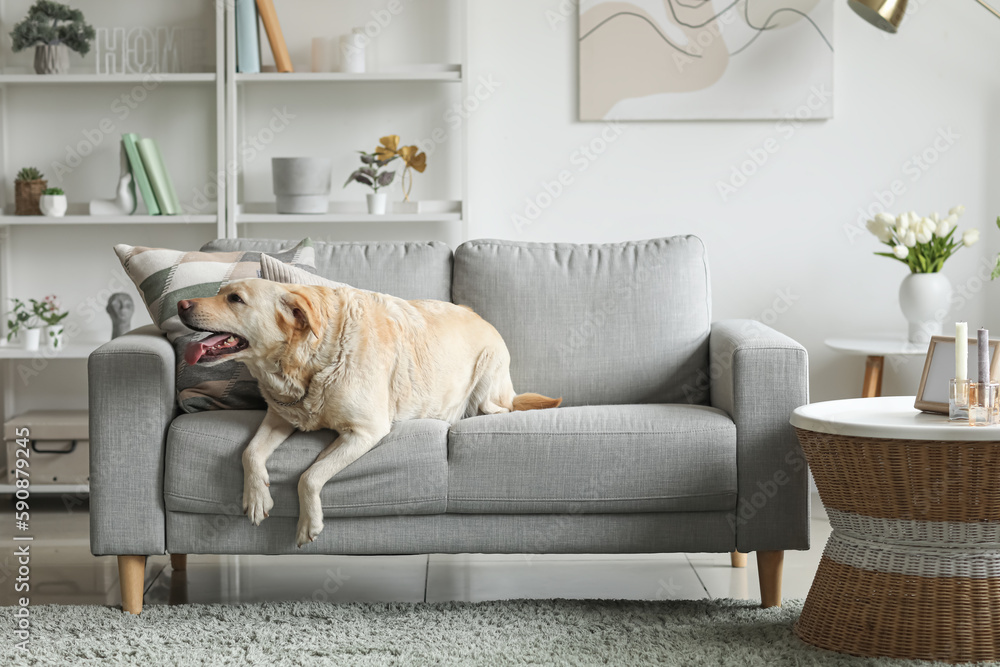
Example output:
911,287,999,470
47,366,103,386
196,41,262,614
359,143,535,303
791,396,1000,663
825,336,929,398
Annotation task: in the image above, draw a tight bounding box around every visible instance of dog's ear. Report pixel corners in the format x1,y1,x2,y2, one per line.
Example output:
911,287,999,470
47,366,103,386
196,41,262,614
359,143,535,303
280,288,323,341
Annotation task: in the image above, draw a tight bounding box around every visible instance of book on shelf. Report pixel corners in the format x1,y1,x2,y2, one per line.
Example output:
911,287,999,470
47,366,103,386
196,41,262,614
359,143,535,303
121,133,161,215
236,0,261,74
256,0,293,73
136,138,183,216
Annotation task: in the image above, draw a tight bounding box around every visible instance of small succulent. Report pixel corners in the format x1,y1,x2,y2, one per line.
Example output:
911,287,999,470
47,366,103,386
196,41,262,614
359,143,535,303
43,187,64,195
344,151,397,193
16,167,44,181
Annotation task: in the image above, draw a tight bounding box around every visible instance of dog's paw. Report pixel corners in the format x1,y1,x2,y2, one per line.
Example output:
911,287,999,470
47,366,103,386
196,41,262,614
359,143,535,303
295,514,324,548
242,480,274,526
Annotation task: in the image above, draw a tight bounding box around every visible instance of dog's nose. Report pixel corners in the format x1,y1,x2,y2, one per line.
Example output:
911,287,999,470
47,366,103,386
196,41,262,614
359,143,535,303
177,299,195,313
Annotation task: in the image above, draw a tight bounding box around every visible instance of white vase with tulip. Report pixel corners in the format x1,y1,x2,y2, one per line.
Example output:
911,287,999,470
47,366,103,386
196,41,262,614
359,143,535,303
866,205,978,344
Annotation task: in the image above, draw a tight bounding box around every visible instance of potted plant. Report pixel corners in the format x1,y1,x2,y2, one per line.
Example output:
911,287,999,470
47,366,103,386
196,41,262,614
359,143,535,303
344,145,397,215
39,187,67,217
374,135,427,212
15,167,47,215
6,298,41,350
36,295,68,348
866,205,978,343
10,1,95,75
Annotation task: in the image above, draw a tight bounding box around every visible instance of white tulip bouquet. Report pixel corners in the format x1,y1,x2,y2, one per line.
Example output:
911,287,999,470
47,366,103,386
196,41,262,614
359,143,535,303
866,205,978,273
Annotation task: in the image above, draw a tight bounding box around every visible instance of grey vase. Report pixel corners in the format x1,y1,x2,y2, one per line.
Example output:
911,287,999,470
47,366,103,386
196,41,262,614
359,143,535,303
34,44,70,75
272,158,333,214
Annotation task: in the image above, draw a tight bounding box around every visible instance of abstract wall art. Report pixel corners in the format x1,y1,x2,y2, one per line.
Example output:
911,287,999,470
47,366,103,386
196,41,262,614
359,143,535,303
579,0,833,121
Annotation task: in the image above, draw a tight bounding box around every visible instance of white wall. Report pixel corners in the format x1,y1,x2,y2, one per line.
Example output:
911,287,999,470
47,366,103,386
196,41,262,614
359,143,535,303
8,0,1000,413
466,0,1000,402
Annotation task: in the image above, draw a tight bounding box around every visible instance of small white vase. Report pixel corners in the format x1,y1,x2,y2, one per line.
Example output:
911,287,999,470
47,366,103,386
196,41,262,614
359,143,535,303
339,29,366,73
367,193,388,215
44,325,64,349
22,328,41,351
899,272,953,343
39,194,67,217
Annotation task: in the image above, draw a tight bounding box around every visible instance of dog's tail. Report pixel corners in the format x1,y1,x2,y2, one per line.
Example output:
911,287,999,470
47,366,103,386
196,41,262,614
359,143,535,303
512,393,563,411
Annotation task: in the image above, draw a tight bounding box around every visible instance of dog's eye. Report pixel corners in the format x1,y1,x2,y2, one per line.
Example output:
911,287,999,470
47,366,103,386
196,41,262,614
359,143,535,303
228,293,244,304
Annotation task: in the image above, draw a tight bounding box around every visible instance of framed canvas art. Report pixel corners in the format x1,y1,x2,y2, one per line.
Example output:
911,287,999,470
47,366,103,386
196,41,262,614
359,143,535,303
579,0,834,121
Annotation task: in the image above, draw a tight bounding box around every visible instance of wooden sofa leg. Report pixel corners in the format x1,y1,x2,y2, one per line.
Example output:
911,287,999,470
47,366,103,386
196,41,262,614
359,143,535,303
170,554,187,572
118,555,147,615
730,551,747,568
757,550,784,608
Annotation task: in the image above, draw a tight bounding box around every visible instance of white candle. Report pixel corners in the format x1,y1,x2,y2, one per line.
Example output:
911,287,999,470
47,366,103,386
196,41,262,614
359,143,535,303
957,322,968,381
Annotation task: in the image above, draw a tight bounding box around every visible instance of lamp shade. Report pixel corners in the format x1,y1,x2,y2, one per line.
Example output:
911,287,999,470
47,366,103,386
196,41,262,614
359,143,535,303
848,0,908,32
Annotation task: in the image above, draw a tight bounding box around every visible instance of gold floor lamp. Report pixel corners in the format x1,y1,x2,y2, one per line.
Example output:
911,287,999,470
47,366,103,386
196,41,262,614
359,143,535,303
850,0,1000,32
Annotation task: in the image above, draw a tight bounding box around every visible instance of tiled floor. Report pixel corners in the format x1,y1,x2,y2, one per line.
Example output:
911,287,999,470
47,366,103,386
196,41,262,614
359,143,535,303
0,496,831,608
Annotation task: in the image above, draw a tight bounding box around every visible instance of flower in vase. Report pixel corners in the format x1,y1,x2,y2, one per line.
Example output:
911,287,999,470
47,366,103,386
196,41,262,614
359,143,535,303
865,204,976,273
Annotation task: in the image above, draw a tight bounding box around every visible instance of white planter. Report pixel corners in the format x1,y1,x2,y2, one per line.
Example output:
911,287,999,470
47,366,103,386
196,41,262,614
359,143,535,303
22,328,41,351
272,157,332,214
367,193,388,215
899,272,953,343
44,325,64,349
39,194,67,217
34,44,69,75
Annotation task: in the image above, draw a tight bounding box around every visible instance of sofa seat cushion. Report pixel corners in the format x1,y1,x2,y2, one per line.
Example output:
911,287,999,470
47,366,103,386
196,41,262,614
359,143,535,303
164,412,449,518
447,404,737,514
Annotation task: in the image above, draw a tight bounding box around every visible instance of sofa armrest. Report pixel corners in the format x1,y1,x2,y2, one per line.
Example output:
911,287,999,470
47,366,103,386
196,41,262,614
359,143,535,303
710,320,810,553
89,325,176,556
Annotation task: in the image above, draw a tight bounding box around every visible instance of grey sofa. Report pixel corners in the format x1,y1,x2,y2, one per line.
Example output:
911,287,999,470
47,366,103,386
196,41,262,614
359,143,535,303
89,236,809,614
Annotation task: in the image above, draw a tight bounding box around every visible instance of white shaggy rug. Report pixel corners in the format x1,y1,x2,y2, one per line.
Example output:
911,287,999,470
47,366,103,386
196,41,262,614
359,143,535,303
1,598,983,666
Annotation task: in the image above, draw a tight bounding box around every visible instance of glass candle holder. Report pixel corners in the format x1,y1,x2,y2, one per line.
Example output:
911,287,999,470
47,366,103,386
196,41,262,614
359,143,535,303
968,381,1000,426
950,378,971,421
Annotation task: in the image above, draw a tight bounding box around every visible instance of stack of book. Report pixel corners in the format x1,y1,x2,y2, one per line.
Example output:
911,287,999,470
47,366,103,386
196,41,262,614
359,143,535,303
122,133,182,216
237,0,293,73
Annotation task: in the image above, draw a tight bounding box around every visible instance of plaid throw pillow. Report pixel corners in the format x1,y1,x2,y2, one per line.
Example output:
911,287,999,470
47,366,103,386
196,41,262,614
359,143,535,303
114,239,316,413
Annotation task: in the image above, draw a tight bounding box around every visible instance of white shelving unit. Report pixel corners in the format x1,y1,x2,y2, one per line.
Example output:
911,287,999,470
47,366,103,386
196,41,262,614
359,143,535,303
0,2,471,495
0,0,227,476
225,0,469,241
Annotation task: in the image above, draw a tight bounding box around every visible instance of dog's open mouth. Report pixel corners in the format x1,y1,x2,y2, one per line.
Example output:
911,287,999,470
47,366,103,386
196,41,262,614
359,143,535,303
185,332,249,365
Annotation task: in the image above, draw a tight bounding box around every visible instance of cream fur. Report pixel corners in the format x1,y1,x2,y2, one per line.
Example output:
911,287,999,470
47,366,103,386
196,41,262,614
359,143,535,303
178,278,560,547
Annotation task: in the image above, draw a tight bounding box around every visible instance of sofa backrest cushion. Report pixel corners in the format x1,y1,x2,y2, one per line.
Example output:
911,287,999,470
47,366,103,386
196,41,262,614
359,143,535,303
200,238,453,301
452,236,711,407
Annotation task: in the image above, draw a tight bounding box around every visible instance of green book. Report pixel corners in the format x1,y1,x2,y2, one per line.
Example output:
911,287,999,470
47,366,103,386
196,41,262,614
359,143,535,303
136,138,183,215
122,133,160,215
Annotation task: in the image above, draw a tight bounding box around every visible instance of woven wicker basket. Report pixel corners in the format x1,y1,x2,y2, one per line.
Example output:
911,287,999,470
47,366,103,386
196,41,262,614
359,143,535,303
793,427,1000,663
15,179,47,215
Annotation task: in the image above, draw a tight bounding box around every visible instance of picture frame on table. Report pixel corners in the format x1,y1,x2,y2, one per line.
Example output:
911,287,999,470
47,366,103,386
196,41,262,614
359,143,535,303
915,336,1000,414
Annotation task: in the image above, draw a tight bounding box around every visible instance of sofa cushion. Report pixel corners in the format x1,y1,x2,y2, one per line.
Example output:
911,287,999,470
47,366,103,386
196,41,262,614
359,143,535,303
447,404,736,514
452,237,711,407
114,240,316,414
164,411,449,518
201,238,452,301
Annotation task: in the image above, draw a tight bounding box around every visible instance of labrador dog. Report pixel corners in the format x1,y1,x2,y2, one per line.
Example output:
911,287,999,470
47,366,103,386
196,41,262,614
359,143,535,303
177,279,561,547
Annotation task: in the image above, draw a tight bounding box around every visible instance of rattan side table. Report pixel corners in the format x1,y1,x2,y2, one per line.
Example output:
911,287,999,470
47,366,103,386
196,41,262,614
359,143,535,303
791,396,1000,664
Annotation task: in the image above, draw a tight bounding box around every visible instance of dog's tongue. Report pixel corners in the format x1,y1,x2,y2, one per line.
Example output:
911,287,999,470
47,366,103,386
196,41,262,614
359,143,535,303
185,333,231,366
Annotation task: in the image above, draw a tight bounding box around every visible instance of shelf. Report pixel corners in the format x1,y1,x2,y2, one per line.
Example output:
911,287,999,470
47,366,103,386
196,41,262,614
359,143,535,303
0,341,104,359
0,214,217,225
236,66,461,84
237,200,462,224
0,483,88,495
0,73,216,84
